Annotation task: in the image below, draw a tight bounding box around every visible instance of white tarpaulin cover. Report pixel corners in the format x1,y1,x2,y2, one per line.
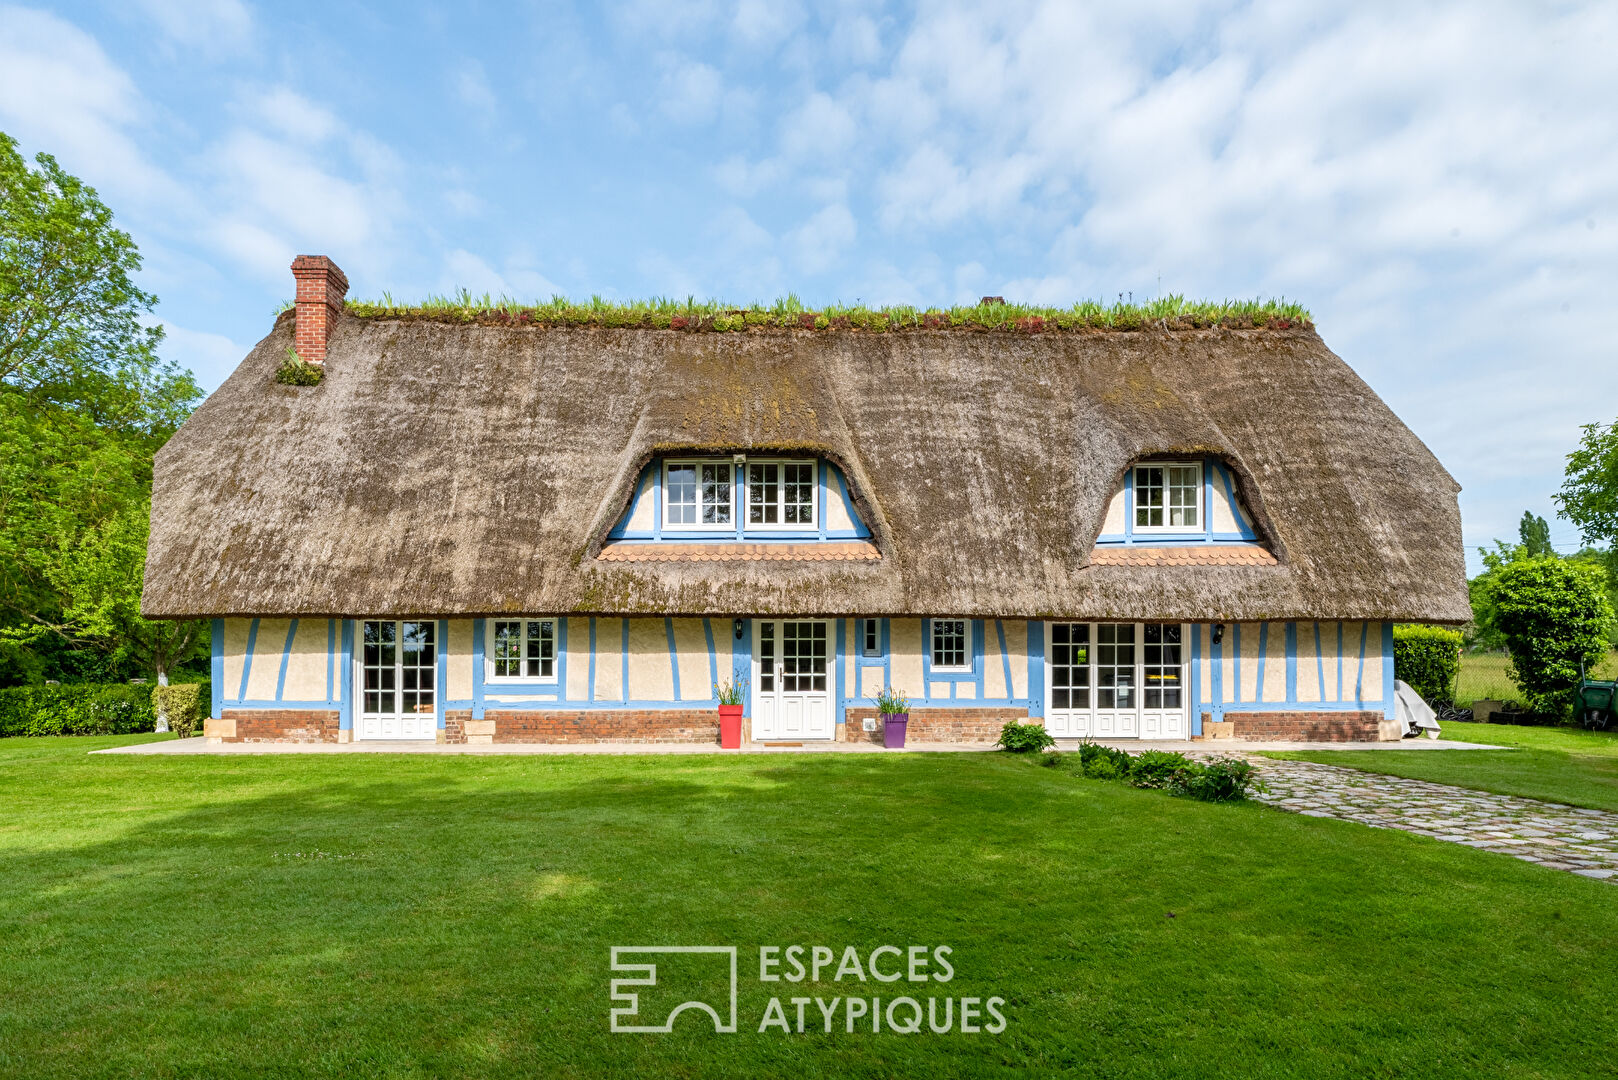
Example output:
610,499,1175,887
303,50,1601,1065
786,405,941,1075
1395,680,1441,739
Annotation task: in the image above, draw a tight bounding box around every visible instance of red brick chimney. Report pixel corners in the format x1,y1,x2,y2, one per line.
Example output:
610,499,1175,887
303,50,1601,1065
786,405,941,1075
290,255,349,366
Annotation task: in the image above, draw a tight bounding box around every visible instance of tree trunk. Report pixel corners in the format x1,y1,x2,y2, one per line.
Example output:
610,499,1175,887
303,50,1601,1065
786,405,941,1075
154,658,170,732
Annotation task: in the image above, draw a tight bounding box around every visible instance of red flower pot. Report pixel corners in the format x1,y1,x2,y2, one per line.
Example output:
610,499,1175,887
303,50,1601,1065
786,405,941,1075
718,704,743,748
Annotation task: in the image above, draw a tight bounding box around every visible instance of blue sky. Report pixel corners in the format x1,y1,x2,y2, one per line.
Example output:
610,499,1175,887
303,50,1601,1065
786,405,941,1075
3,1,1616,571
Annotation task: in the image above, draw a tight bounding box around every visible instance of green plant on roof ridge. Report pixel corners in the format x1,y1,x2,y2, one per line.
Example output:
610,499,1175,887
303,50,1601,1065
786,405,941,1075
331,291,1313,332
274,346,322,386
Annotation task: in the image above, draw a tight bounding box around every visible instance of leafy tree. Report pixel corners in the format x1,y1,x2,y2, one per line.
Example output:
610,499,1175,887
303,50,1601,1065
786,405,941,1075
1487,557,1613,717
1558,422,1618,548
1519,511,1554,558
0,131,204,686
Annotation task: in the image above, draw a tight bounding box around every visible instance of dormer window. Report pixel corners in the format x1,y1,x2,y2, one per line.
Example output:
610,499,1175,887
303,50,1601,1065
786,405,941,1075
664,461,732,529
1134,463,1201,531
747,460,816,528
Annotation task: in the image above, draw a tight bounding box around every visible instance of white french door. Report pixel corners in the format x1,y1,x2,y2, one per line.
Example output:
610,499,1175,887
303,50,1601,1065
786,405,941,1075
1046,622,1187,739
355,619,438,740
752,620,832,740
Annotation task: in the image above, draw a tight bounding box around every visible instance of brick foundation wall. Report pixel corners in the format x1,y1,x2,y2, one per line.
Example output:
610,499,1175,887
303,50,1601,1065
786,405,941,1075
487,709,720,744
443,709,469,745
1226,711,1387,742
221,709,341,743
841,707,1028,744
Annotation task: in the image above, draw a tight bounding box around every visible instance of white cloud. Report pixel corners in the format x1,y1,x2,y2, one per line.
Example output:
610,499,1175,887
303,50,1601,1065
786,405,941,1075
732,0,805,49
787,203,855,274
0,6,174,202
440,250,560,300
830,14,881,66
134,0,251,51
154,320,249,386
444,188,484,216
455,61,497,120
249,86,340,144
656,56,723,123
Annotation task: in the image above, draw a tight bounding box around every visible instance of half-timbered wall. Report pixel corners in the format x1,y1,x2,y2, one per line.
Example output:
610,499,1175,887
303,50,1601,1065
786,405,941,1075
212,616,1395,738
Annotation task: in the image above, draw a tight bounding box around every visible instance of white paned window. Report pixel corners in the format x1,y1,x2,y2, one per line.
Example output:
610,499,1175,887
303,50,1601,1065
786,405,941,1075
862,619,881,657
665,461,732,528
748,460,816,528
931,619,969,671
1134,463,1202,531
489,618,556,682
1143,623,1183,709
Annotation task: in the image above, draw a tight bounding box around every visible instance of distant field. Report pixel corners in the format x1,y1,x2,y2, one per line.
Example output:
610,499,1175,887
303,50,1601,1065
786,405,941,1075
1455,649,1618,706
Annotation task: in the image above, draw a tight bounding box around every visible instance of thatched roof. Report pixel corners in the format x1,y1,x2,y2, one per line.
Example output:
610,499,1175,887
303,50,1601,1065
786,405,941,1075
142,314,1469,623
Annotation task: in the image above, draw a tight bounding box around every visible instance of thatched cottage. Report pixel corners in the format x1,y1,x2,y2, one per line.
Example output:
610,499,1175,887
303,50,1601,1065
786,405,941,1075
142,257,1468,745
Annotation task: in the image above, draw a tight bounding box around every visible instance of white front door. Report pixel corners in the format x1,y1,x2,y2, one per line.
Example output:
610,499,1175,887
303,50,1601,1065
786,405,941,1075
1046,621,1187,740
356,619,438,740
753,620,833,740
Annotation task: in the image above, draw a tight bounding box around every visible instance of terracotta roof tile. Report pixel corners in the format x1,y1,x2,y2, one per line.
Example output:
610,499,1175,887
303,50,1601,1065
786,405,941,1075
1088,544,1277,567
598,541,881,564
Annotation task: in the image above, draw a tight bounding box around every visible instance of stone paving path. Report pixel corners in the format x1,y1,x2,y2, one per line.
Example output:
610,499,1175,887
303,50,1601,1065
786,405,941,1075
1246,757,1618,881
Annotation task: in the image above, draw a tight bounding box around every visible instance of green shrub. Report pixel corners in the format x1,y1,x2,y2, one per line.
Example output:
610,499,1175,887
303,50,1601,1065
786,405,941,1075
1077,740,1133,775
1489,557,1615,717
1082,755,1123,781
0,683,157,737
997,720,1055,753
1129,749,1193,789
1393,625,1463,706
1177,757,1260,801
152,683,203,737
275,347,323,385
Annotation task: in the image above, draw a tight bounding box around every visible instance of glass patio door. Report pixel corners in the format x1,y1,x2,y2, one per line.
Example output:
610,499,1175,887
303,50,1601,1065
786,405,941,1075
1044,622,1187,740
356,620,437,740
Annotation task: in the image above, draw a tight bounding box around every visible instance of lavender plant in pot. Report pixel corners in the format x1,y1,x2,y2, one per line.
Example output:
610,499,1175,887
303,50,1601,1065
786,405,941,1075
873,686,910,749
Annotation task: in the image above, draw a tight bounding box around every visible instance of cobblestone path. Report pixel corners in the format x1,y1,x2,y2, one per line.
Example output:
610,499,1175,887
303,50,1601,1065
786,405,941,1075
1248,757,1618,880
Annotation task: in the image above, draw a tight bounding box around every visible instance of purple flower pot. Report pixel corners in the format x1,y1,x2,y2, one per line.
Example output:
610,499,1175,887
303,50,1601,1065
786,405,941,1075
882,713,908,749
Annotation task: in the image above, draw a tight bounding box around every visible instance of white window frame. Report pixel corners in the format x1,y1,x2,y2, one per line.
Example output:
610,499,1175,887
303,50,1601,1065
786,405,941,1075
1133,462,1203,533
663,459,735,532
485,617,559,684
930,619,971,673
861,618,881,658
745,458,817,531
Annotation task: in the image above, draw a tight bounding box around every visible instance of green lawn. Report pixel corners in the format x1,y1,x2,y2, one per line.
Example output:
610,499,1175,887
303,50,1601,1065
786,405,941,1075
1457,649,1618,706
4,736,1618,1079
1273,721,1618,813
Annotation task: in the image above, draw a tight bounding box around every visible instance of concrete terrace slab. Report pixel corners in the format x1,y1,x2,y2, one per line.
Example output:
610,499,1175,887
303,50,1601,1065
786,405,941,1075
92,739,998,755
95,736,1511,756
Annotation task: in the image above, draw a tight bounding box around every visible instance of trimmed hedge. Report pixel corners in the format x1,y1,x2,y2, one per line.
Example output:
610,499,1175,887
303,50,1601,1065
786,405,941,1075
1393,624,1463,706
0,683,157,737
152,683,204,738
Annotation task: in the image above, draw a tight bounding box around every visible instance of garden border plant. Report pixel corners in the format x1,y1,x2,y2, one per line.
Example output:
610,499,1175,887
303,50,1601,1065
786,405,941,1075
1039,740,1260,802
996,717,1055,753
